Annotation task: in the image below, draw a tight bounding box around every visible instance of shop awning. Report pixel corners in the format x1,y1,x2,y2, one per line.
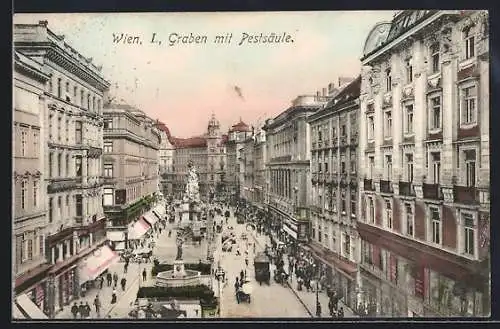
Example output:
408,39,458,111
153,203,166,217
78,245,119,283
128,218,151,240
142,211,158,226
12,302,26,319
15,294,48,319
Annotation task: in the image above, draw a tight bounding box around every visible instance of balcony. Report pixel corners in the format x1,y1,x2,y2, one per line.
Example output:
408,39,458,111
380,180,393,194
363,179,374,191
453,185,479,204
104,176,118,185
423,183,443,200
47,177,80,193
399,181,415,197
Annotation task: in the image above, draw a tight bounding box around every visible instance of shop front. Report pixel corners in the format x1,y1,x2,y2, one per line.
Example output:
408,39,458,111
15,293,48,319
14,263,52,318
308,241,358,311
49,265,78,315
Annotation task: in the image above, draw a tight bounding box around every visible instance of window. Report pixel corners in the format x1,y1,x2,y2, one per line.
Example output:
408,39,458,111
431,152,441,184
33,180,39,208
74,121,82,144
75,156,82,177
318,163,322,172
75,194,83,217
343,234,351,257
73,86,77,98
463,213,475,256
341,161,346,174
385,155,392,180
103,188,114,206
48,80,53,93
104,164,113,177
49,198,53,223
406,58,413,83
27,238,33,260
461,86,477,125
350,157,356,174
430,96,441,129
58,196,62,218
465,150,476,187
384,111,392,138
57,117,62,141
21,180,27,210
33,130,39,156
464,27,475,59
405,104,414,134
368,197,375,224
66,154,69,176
104,141,113,153
87,94,91,109
21,130,27,156
93,96,96,111
57,153,62,177
104,119,113,129
49,153,53,178
341,125,346,136
318,130,322,141
405,203,414,237
430,207,441,244
406,154,414,182
386,69,392,91
367,115,375,140
332,127,336,139
430,43,440,73
351,199,356,218
80,90,84,106
368,156,375,179
57,78,62,98
341,194,346,213
97,99,101,112
385,200,392,229
324,163,329,173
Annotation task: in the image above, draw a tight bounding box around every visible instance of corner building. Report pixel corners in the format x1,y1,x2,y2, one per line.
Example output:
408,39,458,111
308,77,361,311
358,10,490,316
14,21,111,318
102,103,162,250
13,51,51,316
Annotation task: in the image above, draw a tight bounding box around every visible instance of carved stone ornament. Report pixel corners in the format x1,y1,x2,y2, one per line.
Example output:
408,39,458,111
442,187,454,204
403,85,414,98
383,93,392,106
428,76,441,89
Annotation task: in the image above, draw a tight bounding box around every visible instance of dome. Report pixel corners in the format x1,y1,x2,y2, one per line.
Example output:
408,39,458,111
208,113,219,127
362,22,392,57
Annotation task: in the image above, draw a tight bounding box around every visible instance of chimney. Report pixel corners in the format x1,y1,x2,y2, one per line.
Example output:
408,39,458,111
316,91,321,98
322,88,327,97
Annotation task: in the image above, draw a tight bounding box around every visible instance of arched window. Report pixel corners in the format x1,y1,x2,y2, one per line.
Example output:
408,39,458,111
463,26,475,59
430,43,440,73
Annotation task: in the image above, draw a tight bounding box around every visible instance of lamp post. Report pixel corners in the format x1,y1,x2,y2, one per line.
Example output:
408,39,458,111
315,263,321,317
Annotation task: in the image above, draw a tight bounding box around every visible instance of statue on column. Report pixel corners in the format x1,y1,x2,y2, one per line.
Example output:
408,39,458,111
175,237,184,260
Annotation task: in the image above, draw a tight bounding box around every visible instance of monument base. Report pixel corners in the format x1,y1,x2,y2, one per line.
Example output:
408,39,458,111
173,259,186,278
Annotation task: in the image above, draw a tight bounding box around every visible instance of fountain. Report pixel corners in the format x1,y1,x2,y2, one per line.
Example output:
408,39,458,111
155,161,203,288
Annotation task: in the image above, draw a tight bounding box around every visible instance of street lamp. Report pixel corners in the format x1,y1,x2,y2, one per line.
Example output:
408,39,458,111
315,263,321,317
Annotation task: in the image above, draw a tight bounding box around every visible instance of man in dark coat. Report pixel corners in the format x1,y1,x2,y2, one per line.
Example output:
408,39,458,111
113,272,119,288
121,277,127,291
78,302,85,319
71,302,79,319
106,272,112,286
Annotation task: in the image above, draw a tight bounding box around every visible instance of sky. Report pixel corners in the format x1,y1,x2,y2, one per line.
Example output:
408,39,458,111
14,11,395,138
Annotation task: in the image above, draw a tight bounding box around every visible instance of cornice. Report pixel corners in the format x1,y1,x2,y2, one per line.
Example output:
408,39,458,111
14,61,50,82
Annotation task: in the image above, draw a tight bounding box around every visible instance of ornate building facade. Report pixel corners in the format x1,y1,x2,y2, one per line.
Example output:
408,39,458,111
358,10,489,316
14,21,111,318
225,120,253,201
155,120,176,198
102,103,162,250
263,95,330,248
308,77,361,311
171,115,228,201
13,51,50,315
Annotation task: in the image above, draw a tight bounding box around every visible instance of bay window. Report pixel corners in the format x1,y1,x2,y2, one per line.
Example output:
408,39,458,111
430,206,441,244
463,212,475,256
404,104,414,134
384,110,392,138
429,95,442,130
430,43,440,73
464,149,476,187
464,26,475,60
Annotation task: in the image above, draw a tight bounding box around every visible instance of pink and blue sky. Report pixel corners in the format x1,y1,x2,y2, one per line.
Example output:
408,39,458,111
14,11,395,137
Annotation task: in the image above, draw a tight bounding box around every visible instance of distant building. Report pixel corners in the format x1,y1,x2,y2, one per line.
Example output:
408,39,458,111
155,121,176,197
263,94,330,248
225,120,253,200
102,102,162,250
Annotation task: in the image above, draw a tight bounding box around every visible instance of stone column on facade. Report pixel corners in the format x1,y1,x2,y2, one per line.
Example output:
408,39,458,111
374,91,383,187
440,54,457,186
413,40,426,185
478,56,490,189
57,243,63,262
82,154,88,185
65,240,71,258
51,246,55,264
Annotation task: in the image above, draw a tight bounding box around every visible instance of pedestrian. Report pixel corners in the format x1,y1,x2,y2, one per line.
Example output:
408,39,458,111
78,301,85,319
113,272,118,288
111,289,117,304
245,256,248,267
240,269,244,282
99,276,104,289
93,295,101,317
124,262,128,274
121,277,127,291
71,302,79,319
142,268,147,281
84,302,91,318
106,272,112,286
234,277,239,293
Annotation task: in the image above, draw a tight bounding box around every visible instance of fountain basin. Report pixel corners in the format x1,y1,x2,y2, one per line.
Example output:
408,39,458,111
155,270,202,288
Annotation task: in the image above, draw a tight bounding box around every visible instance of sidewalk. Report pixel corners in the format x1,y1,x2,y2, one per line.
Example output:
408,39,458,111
251,232,358,318
55,229,165,319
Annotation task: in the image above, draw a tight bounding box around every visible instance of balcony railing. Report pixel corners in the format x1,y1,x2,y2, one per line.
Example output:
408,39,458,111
423,183,443,200
47,177,80,193
399,181,415,197
364,179,374,191
380,180,393,194
453,185,479,204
